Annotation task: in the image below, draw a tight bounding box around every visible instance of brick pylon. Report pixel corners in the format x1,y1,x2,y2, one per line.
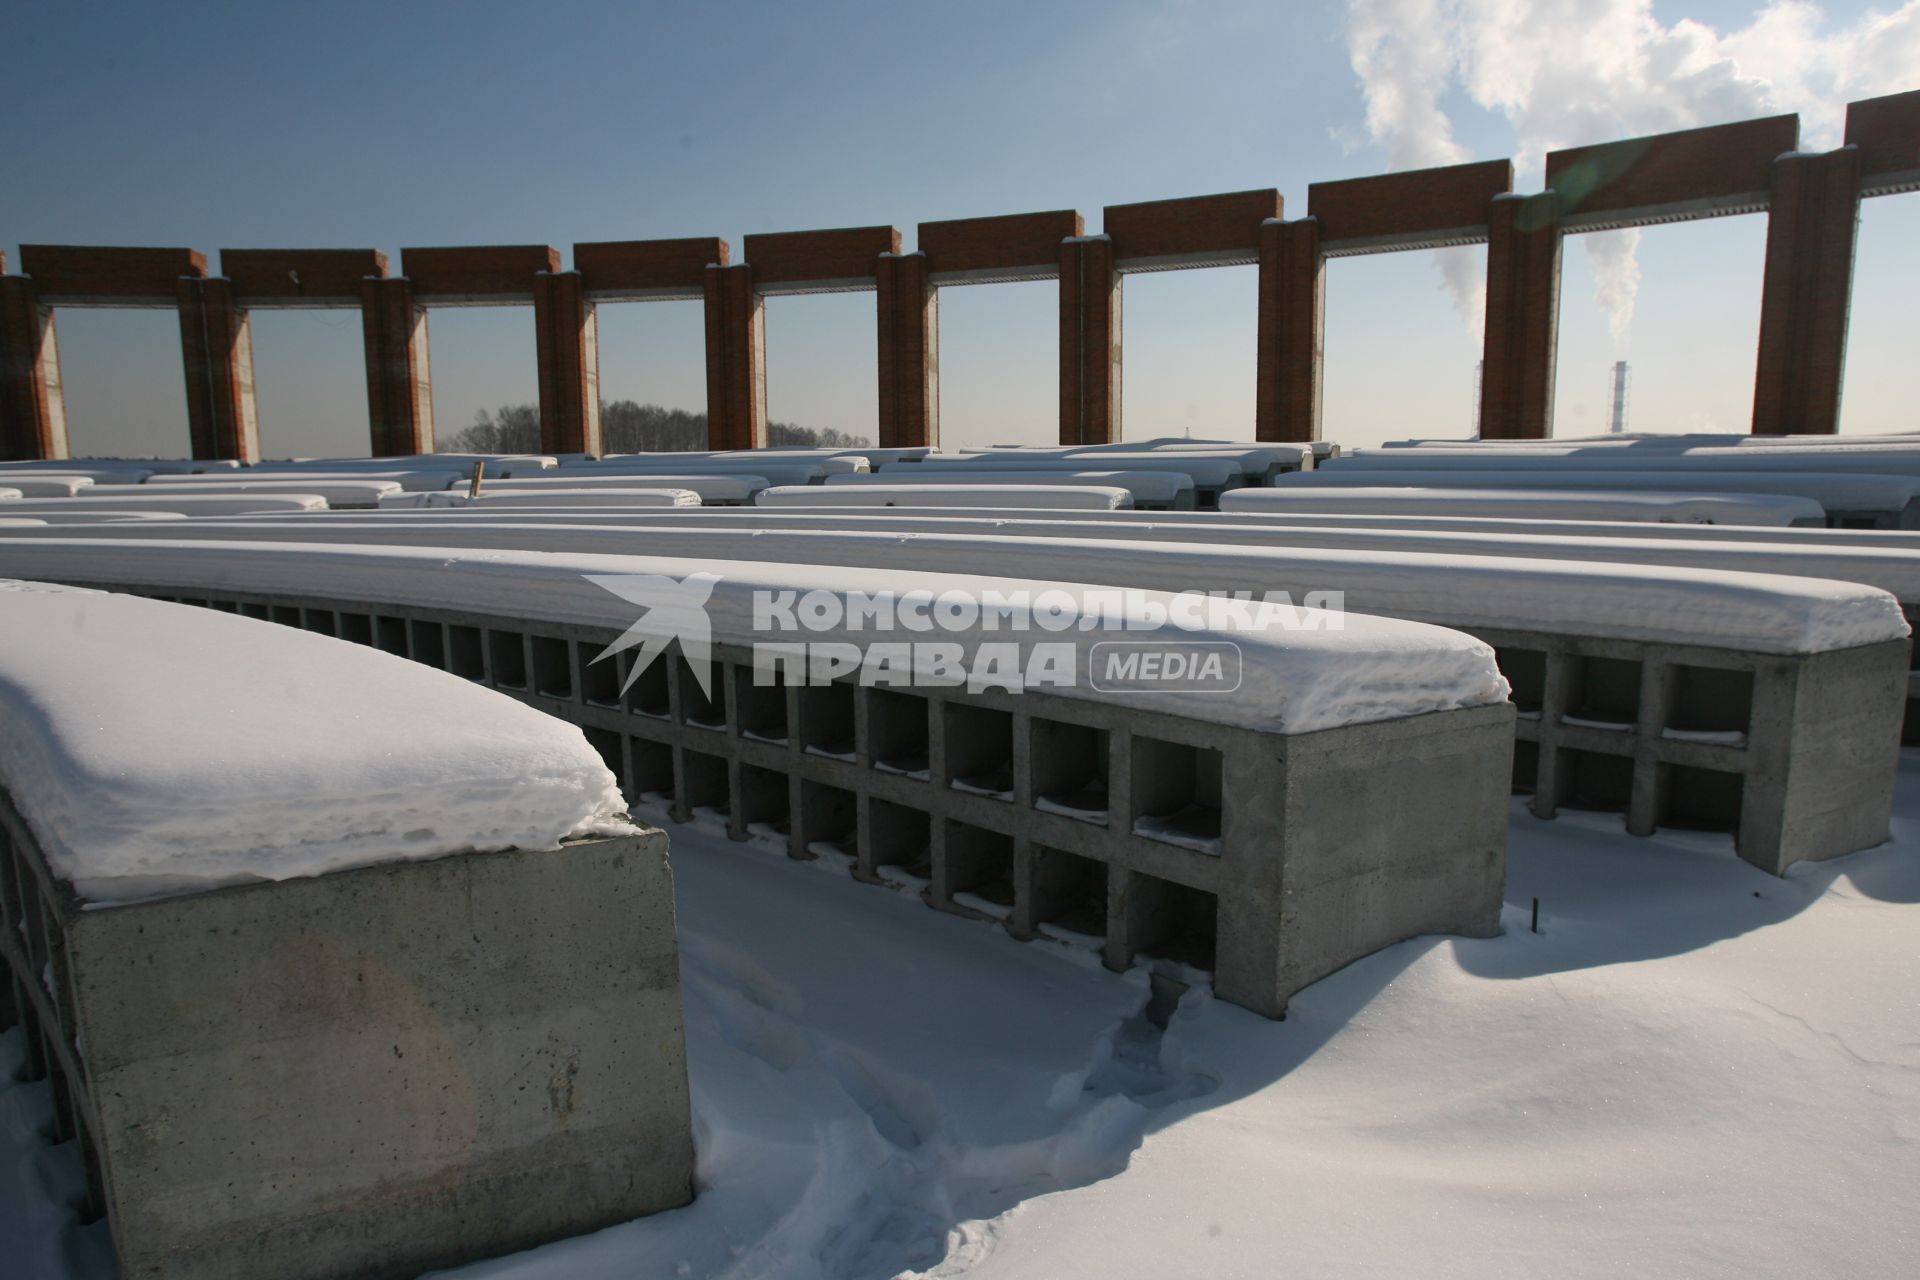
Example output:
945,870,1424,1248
1256,218,1323,443
704,263,764,450
176,277,260,462
534,271,601,455
1752,148,1864,435
1059,237,1120,445
359,277,434,456
1480,194,1561,440
876,252,937,448
0,269,69,461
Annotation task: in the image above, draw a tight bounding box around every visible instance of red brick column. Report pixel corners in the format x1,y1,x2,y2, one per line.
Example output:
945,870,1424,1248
704,263,765,450
533,271,601,455
0,271,69,461
359,277,435,456
1059,237,1120,445
876,252,938,448
1751,148,1864,436
1256,218,1323,442
176,277,260,462
1479,194,1561,440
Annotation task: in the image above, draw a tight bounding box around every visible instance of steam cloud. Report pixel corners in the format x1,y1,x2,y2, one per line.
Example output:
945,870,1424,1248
1343,0,1920,351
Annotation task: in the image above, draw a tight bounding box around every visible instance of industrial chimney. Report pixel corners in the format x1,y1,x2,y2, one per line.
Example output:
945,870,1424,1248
1608,360,1631,434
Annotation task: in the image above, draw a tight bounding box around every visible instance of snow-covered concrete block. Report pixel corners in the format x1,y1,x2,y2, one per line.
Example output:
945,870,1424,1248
0,585,693,1278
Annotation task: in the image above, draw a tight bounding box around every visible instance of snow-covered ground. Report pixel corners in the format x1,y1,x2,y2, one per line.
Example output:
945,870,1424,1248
8,761,1920,1278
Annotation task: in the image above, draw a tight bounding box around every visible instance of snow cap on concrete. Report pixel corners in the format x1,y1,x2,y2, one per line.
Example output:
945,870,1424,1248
0,581,630,903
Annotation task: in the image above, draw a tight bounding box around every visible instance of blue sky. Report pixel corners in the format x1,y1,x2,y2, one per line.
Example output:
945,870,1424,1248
2,0,1913,457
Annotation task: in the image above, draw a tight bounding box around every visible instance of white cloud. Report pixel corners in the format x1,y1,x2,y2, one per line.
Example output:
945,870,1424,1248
1343,0,1920,351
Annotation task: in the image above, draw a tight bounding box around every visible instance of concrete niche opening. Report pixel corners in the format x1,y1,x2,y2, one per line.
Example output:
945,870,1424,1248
1031,844,1108,944
627,735,675,803
798,681,856,759
800,780,858,858
867,687,930,777
943,703,1013,799
869,799,932,883
1122,872,1218,970
1030,718,1109,823
739,764,791,835
736,665,790,743
1130,735,1222,847
943,820,1014,914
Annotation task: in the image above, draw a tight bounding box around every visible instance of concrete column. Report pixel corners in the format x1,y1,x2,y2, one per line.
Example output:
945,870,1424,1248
1480,193,1561,440
1058,236,1120,445
359,277,435,457
876,252,938,448
703,263,765,450
176,277,260,463
533,271,602,455
1256,218,1323,443
0,273,69,461
1751,148,1864,436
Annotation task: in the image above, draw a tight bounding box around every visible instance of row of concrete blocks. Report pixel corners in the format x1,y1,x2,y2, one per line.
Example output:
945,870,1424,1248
1478,624,1907,874
0,784,696,1280
120,584,1515,1021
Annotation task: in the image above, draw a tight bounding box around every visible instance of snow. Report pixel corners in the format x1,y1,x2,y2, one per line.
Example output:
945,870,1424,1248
756,484,1134,510
482,475,769,502
0,493,328,515
1219,485,1823,526
134,478,403,505
826,470,1194,505
0,538,1507,735
379,488,705,509
19,519,1902,656
1276,467,1920,511
0,477,92,498
0,581,629,903
902,456,1245,487
21,756,1920,1279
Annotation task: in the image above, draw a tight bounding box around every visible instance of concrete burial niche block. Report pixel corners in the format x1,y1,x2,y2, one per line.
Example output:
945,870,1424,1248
1211,703,1515,1018
60,829,692,1280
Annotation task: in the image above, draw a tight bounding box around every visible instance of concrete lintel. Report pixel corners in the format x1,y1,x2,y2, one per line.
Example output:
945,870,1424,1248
1319,227,1491,258
927,264,1061,287
1113,247,1260,273
1557,190,1773,234
752,277,881,298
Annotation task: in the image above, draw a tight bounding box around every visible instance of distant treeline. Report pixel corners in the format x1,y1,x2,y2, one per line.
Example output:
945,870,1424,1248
440,402,871,454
